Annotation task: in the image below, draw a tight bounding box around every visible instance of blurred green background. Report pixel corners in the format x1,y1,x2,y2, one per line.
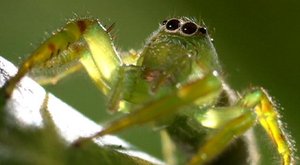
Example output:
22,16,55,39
0,0,299,164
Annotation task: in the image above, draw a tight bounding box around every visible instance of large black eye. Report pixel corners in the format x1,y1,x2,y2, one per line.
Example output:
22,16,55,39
181,22,198,35
166,19,180,31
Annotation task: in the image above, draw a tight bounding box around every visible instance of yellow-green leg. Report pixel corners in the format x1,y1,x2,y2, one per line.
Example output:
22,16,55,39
1,19,120,98
74,73,223,144
188,88,294,165
160,130,177,165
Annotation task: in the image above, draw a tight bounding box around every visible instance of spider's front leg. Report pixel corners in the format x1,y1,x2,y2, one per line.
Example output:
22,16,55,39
189,88,294,165
74,72,223,145
1,18,120,99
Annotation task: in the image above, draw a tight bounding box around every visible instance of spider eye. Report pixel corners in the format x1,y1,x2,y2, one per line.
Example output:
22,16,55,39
198,27,207,35
181,22,198,35
162,20,167,25
166,19,181,31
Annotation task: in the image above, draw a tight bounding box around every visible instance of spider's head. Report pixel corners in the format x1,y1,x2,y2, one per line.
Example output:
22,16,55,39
139,17,221,85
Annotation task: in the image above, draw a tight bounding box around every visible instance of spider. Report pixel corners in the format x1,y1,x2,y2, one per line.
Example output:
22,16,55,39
0,17,294,165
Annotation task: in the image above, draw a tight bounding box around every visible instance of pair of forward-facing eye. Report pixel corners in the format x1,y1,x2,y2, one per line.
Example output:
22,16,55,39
162,19,207,36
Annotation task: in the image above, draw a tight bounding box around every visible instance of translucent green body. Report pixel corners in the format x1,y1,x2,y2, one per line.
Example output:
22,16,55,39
1,17,294,164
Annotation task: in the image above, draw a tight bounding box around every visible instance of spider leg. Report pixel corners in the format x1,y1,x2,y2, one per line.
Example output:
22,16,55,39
1,19,121,98
188,88,294,165
74,73,223,144
160,129,177,165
